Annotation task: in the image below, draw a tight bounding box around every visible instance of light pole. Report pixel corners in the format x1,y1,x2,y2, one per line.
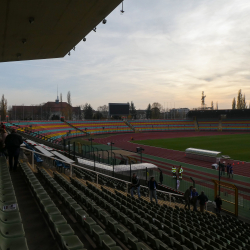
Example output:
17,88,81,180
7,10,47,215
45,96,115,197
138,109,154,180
218,161,221,196
136,147,144,163
107,142,115,158
88,138,94,158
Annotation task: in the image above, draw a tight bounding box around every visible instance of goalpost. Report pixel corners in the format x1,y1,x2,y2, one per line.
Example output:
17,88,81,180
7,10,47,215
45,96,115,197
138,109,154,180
212,180,238,216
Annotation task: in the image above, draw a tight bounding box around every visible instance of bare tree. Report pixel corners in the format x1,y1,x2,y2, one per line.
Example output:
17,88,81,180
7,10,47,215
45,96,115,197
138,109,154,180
0,94,8,120
151,102,163,119
97,105,109,118
242,94,247,109
232,98,236,109
60,93,63,102
237,89,242,109
67,91,72,106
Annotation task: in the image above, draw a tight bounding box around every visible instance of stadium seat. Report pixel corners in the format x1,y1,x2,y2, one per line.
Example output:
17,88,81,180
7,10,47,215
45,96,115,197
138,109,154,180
55,224,75,237
0,233,29,250
128,239,151,250
49,214,68,229
61,235,84,250
83,217,97,234
0,223,25,238
0,211,22,224
97,234,116,248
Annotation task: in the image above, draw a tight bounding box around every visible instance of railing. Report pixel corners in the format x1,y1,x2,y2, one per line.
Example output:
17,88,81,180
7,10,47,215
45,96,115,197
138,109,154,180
20,147,190,209
20,141,250,218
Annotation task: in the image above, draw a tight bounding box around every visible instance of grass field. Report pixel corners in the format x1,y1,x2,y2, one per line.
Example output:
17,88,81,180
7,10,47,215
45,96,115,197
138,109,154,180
134,133,250,161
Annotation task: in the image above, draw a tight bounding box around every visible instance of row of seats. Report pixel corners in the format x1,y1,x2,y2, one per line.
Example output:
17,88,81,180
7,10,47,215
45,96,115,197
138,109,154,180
71,172,250,250
20,163,87,250
69,178,155,250
74,167,127,192
68,120,133,135
6,121,85,143
221,119,250,130
51,171,123,250
129,120,195,132
0,158,28,250
73,178,203,250
197,119,219,131
73,167,179,201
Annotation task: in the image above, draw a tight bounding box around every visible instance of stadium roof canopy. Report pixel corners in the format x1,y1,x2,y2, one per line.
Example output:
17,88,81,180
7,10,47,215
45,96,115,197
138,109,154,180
185,148,222,158
0,0,122,63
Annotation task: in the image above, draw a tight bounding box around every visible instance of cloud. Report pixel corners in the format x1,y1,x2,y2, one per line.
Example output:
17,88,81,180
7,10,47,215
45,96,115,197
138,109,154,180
1,0,250,110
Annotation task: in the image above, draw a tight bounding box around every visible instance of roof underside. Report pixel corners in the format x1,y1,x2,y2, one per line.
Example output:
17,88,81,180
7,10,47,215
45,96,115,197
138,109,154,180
0,0,122,62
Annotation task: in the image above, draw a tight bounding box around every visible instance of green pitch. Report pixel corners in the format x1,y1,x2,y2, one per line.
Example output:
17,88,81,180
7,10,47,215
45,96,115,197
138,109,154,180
134,133,250,162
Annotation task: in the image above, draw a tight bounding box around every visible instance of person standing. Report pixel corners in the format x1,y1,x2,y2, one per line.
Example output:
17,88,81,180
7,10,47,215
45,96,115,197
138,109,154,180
178,165,184,180
4,129,23,171
0,137,4,156
1,129,8,146
221,162,225,176
226,163,230,177
130,173,141,198
229,164,233,178
1,122,6,130
148,177,158,204
0,129,8,158
184,186,193,210
214,195,222,214
172,166,177,178
159,170,163,185
191,188,199,211
197,191,208,213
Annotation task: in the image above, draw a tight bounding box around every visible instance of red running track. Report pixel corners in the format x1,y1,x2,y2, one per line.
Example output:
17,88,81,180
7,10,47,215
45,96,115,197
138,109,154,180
94,131,250,178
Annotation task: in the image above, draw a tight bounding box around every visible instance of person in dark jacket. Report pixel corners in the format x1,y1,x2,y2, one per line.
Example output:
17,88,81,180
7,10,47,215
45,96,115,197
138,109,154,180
159,170,163,184
1,122,6,130
184,186,193,210
214,195,222,213
0,137,4,156
148,177,158,203
221,162,225,176
130,173,141,198
197,191,208,213
229,164,233,178
5,129,23,171
226,163,230,177
191,188,199,211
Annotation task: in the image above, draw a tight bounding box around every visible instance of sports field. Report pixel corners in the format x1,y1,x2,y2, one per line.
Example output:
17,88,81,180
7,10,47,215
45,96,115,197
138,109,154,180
134,133,250,162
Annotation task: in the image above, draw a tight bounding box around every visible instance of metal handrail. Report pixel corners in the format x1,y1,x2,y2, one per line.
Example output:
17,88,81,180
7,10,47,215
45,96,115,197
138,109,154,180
21,147,184,200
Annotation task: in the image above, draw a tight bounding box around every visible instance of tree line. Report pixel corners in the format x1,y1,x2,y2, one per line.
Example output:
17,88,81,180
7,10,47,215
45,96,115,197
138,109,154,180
232,89,248,109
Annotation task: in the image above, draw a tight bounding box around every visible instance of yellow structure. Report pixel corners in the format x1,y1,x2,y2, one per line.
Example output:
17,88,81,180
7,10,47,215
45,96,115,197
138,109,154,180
212,180,238,216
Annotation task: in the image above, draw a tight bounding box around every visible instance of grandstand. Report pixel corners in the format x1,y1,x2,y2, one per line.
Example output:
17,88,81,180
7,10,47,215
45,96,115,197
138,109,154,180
5,121,85,143
1,0,250,248
68,120,133,135
221,119,250,131
2,118,250,249
5,117,250,145
1,144,250,250
129,119,195,132
197,119,219,131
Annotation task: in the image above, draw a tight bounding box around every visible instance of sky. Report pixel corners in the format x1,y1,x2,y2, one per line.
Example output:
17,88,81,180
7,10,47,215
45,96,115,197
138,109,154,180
1,0,250,110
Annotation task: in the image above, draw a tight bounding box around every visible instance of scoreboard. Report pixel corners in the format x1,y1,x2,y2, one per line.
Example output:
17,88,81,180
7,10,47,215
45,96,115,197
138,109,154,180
109,103,129,116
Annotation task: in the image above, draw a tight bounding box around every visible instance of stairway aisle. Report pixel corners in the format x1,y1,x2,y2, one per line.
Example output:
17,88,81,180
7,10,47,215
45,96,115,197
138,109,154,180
10,168,60,250
124,120,135,132
64,121,87,135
